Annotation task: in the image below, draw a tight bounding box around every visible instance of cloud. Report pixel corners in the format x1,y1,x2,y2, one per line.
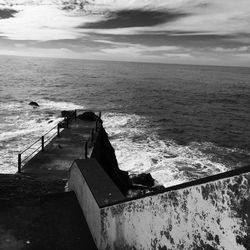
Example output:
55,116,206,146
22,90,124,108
79,9,187,29
0,0,250,66
0,4,86,41
213,46,250,53
0,8,18,19
98,40,189,60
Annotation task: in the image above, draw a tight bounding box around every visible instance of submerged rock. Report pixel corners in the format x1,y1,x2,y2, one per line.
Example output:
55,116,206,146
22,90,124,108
127,173,166,198
29,101,39,107
130,173,155,187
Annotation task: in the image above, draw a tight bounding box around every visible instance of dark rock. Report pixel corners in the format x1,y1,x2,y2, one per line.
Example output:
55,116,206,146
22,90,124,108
91,126,131,195
130,173,155,187
127,184,165,198
77,112,98,121
29,101,39,107
61,110,75,119
149,185,165,192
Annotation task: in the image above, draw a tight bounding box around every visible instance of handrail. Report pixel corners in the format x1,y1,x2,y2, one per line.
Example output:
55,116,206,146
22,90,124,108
20,137,42,155
17,109,102,173
43,124,58,137
22,145,42,163
20,124,60,154
18,122,64,172
44,132,57,144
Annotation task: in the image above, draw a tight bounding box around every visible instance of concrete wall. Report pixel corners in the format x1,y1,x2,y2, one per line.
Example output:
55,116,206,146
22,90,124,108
100,172,250,250
68,162,101,247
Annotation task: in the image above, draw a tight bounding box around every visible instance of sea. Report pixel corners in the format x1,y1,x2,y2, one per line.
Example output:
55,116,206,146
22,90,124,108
0,55,250,187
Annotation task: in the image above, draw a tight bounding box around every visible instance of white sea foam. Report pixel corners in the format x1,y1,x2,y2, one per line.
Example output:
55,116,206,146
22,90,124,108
103,112,231,187
0,99,84,173
37,99,83,111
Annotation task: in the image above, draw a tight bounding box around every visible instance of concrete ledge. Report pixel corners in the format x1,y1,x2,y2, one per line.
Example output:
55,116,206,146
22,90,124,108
68,159,125,249
69,159,250,249
72,159,125,207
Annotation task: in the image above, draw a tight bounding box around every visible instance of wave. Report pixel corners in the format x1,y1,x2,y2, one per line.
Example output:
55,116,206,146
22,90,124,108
0,99,84,173
102,112,247,188
37,99,83,111
0,99,83,112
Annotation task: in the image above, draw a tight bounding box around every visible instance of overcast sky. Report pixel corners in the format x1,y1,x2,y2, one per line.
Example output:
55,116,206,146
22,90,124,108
0,0,250,66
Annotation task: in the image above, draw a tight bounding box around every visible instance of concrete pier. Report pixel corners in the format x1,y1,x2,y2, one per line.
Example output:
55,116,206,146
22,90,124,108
0,114,99,249
2,112,250,250
23,118,96,172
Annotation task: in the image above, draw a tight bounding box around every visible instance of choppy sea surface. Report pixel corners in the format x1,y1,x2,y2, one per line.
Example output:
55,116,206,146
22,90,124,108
0,55,250,187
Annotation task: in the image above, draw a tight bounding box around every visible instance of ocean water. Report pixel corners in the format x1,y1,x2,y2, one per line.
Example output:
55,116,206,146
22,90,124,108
0,55,250,187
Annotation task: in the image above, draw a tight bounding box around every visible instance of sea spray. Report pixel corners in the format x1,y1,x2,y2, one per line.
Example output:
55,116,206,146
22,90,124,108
102,112,248,187
0,99,84,173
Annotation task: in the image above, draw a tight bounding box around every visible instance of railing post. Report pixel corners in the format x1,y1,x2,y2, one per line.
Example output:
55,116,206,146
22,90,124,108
57,123,60,137
18,154,21,173
85,141,88,159
41,136,44,152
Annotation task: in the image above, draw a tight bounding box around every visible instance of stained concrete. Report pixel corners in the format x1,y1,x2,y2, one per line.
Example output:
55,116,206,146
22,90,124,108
100,172,250,250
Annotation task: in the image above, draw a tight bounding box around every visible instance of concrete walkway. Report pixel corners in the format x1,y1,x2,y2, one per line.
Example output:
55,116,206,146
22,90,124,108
0,116,99,249
21,118,97,190
0,185,97,250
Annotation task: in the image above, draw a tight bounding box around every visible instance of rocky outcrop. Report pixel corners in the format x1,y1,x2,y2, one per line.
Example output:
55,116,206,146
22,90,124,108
91,126,131,195
91,124,163,197
61,110,75,119
130,173,155,187
29,101,39,107
128,173,165,198
77,112,99,121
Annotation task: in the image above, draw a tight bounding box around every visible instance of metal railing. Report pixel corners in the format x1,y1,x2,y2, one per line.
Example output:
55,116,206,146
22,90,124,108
17,120,66,172
17,110,102,173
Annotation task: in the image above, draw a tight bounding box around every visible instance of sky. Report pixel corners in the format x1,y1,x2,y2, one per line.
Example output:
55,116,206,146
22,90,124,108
0,0,250,66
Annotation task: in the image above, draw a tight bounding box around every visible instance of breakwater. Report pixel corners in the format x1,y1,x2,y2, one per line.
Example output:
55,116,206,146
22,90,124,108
1,110,250,249
69,113,250,250
0,110,101,249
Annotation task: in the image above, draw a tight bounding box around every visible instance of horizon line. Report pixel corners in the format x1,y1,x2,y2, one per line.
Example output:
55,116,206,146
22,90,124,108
1,53,250,69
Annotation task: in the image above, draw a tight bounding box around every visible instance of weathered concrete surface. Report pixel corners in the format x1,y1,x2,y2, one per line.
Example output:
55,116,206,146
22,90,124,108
0,173,67,200
69,161,102,248
71,159,125,207
0,117,99,249
0,186,97,250
68,159,125,248
100,172,250,250
22,118,96,182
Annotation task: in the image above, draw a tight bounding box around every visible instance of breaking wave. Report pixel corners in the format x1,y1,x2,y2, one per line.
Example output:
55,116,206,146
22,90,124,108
103,112,249,187
0,99,84,173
